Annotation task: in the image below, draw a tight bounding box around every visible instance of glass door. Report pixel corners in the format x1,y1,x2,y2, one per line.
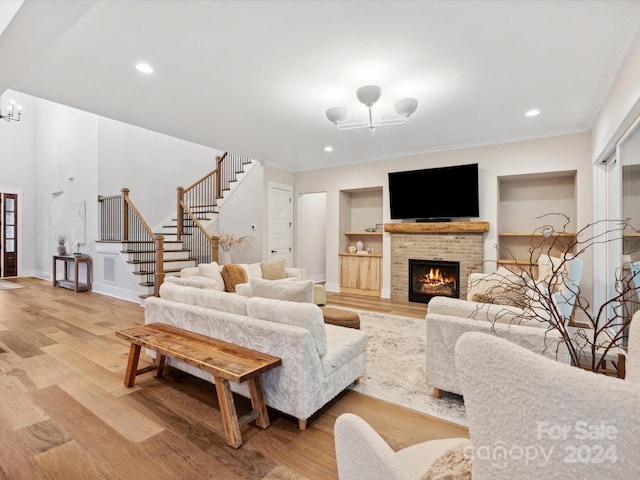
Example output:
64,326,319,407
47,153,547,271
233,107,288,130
2,193,17,277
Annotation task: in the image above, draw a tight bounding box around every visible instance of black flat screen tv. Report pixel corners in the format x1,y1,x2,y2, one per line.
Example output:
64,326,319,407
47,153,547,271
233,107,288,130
388,163,479,220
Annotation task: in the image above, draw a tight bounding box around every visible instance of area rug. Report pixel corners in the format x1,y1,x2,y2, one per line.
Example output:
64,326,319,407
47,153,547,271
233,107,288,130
0,280,24,290
348,309,467,426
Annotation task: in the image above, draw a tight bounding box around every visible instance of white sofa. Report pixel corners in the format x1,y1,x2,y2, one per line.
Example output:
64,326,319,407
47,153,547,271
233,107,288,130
144,282,367,429
165,261,306,290
164,261,326,305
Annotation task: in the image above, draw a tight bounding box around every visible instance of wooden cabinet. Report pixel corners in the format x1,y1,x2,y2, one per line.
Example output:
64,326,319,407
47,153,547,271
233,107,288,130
339,253,382,296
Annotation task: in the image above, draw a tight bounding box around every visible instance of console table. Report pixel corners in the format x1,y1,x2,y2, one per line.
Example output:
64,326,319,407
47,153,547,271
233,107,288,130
53,255,92,292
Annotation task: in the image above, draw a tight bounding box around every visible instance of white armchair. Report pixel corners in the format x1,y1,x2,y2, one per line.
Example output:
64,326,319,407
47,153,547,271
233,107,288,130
426,255,583,396
456,331,640,479
335,331,640,480
334,414,469,480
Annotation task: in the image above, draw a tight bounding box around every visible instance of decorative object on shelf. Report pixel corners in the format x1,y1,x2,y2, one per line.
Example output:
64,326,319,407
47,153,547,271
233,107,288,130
217,232,252,265
72,239,82,256
364,227,375,232
0,95,22,122
55,234,67,256
355,240,364,252
367,248,375,254
375,223,383,232
325,85,418,135
348,245,357,254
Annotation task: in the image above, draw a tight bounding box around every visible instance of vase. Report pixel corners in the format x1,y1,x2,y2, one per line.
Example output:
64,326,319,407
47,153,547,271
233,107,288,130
57,245,67,256
356,240,364,252
220,250,232,265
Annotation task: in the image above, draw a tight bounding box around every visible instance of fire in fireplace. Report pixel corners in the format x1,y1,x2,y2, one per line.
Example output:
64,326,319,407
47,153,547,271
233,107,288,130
408,259,460,303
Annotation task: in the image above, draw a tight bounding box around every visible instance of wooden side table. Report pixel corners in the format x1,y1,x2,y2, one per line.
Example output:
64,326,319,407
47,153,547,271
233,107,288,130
53,255,92,292
116,323,281,448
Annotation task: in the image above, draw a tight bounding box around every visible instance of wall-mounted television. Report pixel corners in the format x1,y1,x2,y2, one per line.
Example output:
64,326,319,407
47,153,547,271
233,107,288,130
388,163,479,220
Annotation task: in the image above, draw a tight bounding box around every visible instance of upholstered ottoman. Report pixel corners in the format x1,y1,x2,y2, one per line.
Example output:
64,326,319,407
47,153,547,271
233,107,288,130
321,307,360,329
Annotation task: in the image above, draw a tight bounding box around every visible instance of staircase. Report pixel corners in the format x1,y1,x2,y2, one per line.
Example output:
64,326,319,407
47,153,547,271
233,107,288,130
98,152,255,300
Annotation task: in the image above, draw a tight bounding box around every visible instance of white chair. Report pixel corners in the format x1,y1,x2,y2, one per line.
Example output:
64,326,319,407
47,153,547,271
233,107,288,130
426,255,583,396
335,331,640,479
334,414,469,480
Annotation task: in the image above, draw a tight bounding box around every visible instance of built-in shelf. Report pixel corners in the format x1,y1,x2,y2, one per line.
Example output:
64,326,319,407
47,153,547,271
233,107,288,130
498,232,576,237
497,259,539,266
339,187,383,297
497,171,577,267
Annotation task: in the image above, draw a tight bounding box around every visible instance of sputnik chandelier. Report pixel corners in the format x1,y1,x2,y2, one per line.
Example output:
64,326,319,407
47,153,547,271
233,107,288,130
0,95,22,122
325,85,418,135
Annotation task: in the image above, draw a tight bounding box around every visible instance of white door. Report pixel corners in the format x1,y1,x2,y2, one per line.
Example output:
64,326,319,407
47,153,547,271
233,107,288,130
268,182,294,266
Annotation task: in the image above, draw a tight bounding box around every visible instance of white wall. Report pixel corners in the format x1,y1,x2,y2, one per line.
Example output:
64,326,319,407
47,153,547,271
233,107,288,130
217,163,264,264
0,90,35,275
98,117,220,228
592,30,640,163
294,132,593,298
33,97,98,278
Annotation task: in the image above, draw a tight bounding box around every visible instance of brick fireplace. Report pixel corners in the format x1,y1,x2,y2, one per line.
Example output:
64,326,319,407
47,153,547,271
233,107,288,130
385,222,488,302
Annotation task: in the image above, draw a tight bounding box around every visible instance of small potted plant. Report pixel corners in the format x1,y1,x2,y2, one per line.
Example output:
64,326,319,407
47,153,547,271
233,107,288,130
55,234,67,255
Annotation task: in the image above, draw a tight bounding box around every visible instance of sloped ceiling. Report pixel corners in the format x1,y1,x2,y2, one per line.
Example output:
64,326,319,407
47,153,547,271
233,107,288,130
3,0,640,171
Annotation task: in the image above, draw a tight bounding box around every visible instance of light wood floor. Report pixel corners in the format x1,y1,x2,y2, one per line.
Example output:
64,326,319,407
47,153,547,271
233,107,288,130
0,277,466,480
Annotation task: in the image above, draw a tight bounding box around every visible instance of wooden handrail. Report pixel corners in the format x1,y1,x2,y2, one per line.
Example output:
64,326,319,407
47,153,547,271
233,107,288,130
180,200,219,263
122,188,155,239
184,169,218,195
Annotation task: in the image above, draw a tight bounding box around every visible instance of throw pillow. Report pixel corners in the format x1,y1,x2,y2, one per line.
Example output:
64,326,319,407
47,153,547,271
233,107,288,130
536,254,567,292
249,277,314,303
242,263,263,279
197,262,225,291
421,440,472,480
467,267,527,301
221,264,248,292
261,259,287,280
472,287,527,308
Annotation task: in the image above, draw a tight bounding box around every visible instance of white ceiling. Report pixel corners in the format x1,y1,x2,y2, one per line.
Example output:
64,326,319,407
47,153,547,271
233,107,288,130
3,0,640,171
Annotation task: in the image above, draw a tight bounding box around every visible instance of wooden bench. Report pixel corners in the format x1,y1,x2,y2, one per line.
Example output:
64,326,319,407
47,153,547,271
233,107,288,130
115,322,281,448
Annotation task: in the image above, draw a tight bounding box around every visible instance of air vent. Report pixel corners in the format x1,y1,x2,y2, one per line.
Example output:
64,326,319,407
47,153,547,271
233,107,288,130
103,255,116,282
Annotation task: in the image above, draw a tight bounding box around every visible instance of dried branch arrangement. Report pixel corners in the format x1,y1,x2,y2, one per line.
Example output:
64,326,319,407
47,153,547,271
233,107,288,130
217,233,252,252
470,213,639,373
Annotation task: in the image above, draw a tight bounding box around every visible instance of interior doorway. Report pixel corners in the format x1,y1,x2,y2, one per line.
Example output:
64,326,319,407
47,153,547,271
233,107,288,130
267,182,294,266
1,193,18,277
297,192,327,282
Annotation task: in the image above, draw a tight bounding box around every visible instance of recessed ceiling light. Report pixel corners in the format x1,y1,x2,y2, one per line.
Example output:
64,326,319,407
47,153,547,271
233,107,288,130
136,63,153,74
324,146,334,152
525,109,540,117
